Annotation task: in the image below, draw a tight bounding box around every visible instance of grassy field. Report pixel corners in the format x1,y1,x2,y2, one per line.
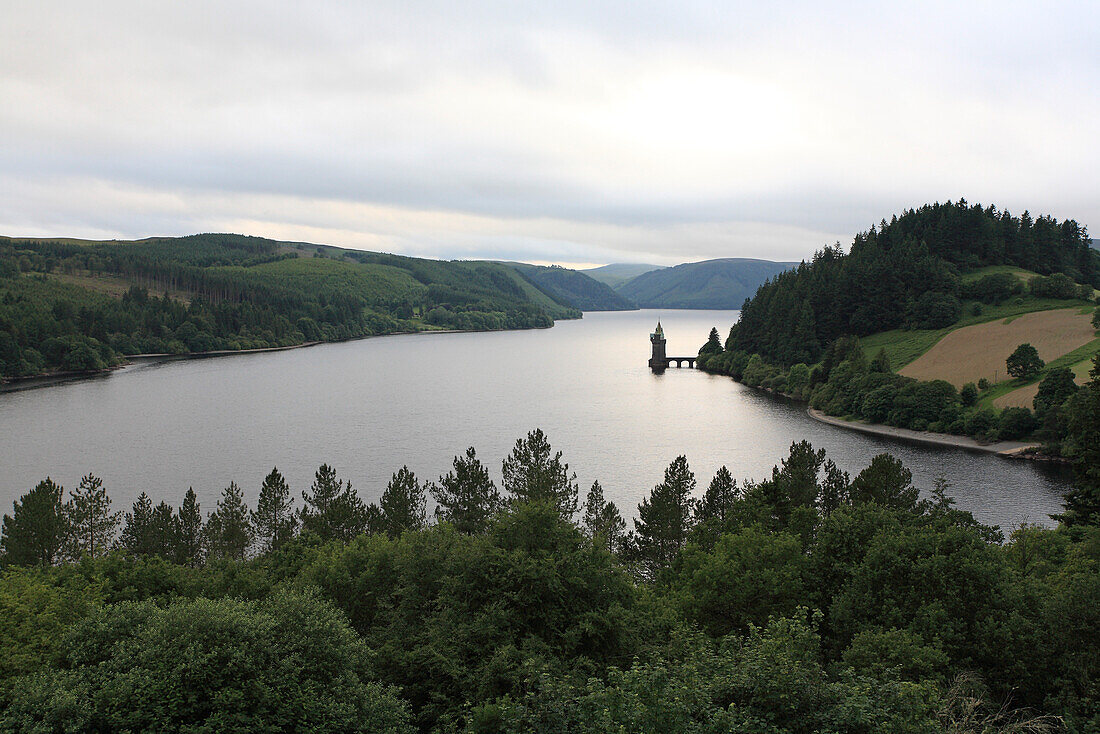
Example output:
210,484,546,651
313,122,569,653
859,295,1094,370
992,338,1100,408
959,264,1039,284
899,307,1096,387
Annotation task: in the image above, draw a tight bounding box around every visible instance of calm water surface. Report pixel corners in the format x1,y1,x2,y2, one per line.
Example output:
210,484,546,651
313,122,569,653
1,310,1070,530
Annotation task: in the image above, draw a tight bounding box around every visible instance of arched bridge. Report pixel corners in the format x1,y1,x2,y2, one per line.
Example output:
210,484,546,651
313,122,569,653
661,357,696,369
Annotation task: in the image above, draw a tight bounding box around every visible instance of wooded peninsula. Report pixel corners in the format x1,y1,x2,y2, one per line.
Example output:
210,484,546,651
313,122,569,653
699,201,1100,459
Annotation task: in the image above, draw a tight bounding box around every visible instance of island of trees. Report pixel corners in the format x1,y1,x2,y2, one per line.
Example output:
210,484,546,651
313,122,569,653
2,415,1098,731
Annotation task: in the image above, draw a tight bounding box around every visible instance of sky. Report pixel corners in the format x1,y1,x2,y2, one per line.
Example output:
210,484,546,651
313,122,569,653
1,1,1097,267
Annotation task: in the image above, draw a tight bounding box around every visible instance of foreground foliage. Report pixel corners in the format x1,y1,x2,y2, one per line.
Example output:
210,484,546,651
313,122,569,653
1,432,1098,733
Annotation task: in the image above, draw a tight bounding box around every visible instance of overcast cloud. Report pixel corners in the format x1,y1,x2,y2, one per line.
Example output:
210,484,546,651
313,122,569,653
1,1,1097,266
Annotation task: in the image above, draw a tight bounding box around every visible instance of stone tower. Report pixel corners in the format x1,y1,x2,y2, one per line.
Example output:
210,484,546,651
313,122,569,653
649,321,666,372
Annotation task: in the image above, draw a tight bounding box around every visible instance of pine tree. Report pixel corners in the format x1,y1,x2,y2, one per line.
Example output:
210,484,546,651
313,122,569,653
364,502,385,536
380,466,427,537
204,482,252,560
251,467,297,552
149,501,177,557
118,492,157,555
694,466,738,525
631,456,696,581
849,454,919,511
300,464,368,542
817,460,851,516
699,327,723,355
62,474,120,560
756,441,826,526
174,487,203,566
581,480,625,554
1057,355,1100,526
1,478,66,566
430,447,501,534
501,428,578,521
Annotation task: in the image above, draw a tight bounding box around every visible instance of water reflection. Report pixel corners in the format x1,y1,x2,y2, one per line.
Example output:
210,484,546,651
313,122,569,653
0,310,1068,530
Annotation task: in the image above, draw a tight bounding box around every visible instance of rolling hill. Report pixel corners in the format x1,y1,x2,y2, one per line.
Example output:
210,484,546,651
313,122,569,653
505,263,636,311
616,258,797,309
582,263,664,289
0,234,583,380
701,201,1100,445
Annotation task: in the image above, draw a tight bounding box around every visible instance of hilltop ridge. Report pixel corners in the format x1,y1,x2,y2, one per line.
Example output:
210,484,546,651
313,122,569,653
617,257,797,310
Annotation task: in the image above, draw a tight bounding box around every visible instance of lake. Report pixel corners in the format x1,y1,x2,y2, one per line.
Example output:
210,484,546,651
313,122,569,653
0,309,1071,531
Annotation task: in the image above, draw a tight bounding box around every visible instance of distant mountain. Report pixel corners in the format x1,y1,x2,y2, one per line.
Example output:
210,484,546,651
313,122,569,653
582,263,664,289
507,263,636,311
616,258,798,309
1091,239,1098,250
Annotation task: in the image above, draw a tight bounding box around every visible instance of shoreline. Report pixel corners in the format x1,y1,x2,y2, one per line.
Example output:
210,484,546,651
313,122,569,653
0,322,559,394
805,407,1040,457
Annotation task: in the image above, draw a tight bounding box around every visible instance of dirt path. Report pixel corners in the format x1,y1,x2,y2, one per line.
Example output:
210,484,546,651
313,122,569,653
806,408,1038,456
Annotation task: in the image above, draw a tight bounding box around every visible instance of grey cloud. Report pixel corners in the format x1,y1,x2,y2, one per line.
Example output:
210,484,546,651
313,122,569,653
1,1,1098,264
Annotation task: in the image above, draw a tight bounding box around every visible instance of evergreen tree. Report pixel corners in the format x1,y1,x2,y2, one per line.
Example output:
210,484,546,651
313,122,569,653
699,327,723,355
204,482,252,560
501,428,578,521
149,502,177,558
364,502,385,536
118,492,157,555
631,456,696,581
300,464,368,542
694,466,738,525
251,467,297,553
380,466,427,537
849,454,920,511
174,488,203,566
817,460,851,517
62,474,120,560
1057,355,1100,525
754,441,826,527
581,480,625,554
1033,367,1078,417
430,447,501,534
0,478,65,566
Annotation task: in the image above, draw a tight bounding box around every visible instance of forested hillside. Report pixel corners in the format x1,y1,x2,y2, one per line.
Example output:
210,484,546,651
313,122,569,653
617,258,797,309
729,201,1098,365
0,235,581,379
582,262,664,289
2,426,1098,732
506,262,636,310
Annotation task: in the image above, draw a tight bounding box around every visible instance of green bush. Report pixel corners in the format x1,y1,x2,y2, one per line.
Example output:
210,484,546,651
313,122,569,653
0,588,415,733
997,407,1037,440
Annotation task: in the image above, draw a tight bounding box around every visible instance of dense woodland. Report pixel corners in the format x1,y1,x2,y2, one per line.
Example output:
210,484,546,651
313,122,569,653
700,201,1100,452
2,412,1099,732
0,235,581,379
730,201,1097,366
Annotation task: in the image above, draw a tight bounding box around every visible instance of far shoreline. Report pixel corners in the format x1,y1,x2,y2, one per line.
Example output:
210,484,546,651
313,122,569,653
0,320,565,394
